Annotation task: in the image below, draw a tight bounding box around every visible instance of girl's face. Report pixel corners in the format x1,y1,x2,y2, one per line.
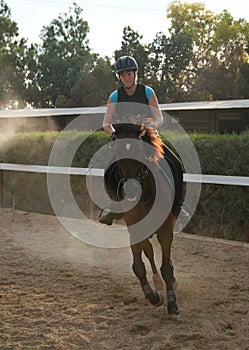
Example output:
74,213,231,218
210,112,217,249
119,70,136,88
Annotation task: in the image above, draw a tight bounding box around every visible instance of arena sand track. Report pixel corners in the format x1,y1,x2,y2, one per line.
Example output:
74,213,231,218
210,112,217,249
0,208,248,350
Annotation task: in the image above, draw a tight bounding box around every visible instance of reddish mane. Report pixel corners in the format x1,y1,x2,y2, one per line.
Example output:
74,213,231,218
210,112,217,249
114,119,164,163
140,119,164,162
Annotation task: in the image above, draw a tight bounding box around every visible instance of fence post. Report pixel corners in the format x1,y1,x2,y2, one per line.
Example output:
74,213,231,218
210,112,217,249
0,160,3,207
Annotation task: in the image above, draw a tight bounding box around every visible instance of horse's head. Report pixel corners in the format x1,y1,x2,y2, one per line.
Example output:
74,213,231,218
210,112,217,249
114,123,144,202
114,121,164,202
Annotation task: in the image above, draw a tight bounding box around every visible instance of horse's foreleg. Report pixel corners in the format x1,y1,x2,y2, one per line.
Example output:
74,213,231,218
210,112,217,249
131,243,163,306
142,239,164,291
157,228,180,316
142,239,157,274
160,259,179,315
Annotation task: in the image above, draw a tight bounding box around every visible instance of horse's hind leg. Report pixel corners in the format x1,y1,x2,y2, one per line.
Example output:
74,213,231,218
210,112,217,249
142,239,164,291
131,243,163,306
157,227,180,316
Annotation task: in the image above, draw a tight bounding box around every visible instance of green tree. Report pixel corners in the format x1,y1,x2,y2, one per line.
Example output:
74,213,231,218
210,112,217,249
147,31,193,102
167,0,216,70
167,1,249,100
189,57,238,100
235,61,249,98
0,0,27,108
114,26,149,81
165,0,217,99
213,10,249,67
22,43,43,107
57,57,117,107
37,3,93,107
191,10,249,100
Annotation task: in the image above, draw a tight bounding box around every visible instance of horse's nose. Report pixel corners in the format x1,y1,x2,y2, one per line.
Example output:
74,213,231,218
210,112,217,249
123,179,141,202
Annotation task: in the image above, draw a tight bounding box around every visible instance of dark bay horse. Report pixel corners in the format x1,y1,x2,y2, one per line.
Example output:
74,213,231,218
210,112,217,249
105,122,179,316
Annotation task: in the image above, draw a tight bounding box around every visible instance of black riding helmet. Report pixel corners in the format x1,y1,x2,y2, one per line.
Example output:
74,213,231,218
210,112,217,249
115,56,138,74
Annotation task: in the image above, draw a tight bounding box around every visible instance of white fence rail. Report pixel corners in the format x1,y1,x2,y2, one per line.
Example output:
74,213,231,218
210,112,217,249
1,99,249,118
0,163,249,186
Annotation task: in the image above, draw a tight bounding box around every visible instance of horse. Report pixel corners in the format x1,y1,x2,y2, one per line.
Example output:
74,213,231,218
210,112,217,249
104,121,179,316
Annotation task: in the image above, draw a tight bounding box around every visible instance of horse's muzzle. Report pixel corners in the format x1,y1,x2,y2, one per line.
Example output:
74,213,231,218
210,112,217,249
123,179,141,202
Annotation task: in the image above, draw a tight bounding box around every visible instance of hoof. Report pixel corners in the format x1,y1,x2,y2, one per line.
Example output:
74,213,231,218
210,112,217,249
148,290,164,307
99,212,123,225
167,301,180,316
168,312,181,321
98,214,113,226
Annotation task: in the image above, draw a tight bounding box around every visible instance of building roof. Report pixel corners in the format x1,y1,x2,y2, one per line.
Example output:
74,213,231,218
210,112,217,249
1,99,249,118
160,99,249,111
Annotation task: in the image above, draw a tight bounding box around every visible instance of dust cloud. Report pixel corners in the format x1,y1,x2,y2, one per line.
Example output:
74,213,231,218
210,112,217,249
0,119,24,149
0,116,60,150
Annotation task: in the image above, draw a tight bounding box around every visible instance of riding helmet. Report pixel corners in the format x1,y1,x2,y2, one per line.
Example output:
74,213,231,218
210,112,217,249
115,56,138,74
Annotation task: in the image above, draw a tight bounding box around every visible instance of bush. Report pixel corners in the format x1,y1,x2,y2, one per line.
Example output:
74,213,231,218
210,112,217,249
185,131,249,242
1,130,248,242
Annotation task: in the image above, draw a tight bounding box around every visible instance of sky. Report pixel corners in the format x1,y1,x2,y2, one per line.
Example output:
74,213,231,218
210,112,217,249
6,0,249,58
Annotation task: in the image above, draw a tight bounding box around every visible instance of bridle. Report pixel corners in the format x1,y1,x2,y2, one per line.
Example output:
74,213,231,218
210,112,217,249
114,133,152,202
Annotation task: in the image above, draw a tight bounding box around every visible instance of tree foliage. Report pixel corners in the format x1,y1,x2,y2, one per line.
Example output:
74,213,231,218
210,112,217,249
36,3,92,107
0,0,27,108
114,26,149,81
57,57,117,107
147,31,193,102
167,0,216,68
1,0,249,109
166,1,249,101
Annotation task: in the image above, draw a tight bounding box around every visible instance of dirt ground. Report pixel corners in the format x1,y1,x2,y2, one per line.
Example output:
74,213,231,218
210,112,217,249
0,208,248,350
